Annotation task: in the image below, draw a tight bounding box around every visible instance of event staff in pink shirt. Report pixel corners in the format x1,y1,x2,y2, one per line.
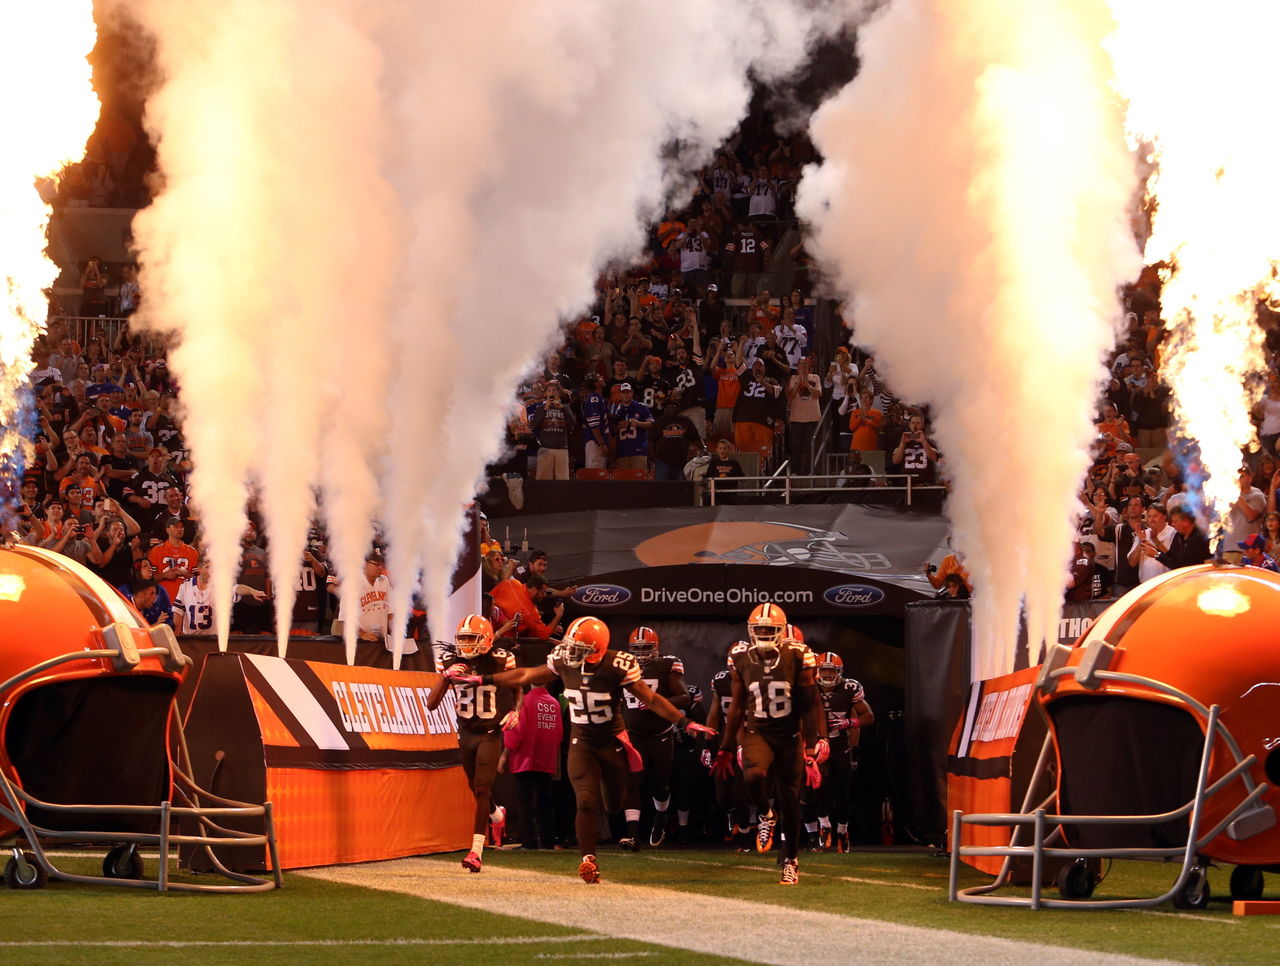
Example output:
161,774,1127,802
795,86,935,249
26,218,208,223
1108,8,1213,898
503,684,564,849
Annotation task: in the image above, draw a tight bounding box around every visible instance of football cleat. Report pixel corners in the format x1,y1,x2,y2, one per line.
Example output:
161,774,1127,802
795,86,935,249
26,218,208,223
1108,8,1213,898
779,858,799,886
803,830,821,853
578,855,601,884
618,836,638,852
461,851,482,873
816,651,844,689
554,617,609,668
724,818,736,843
836,831,850,854
756,811,776,853
488,805,506,848
455,614,495,658
819,827,832,851
628,626,660,666
649,811,668,848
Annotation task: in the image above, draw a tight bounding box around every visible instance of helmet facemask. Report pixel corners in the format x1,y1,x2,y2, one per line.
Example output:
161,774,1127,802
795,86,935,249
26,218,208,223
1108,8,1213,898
817,664,841,688
630,640,659,666
455,632,489,659
554,638,595,669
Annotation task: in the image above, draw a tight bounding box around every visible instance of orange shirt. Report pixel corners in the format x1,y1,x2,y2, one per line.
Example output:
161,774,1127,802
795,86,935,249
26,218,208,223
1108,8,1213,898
148,540,200,602
713,365,741,410
848,407,883,451
490,578,556,639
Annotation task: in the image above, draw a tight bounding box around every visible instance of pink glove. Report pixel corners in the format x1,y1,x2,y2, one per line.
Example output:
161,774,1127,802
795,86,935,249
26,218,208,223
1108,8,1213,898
709,750,736,780
811,738,830,764
804,757,823,789
501,710,520,731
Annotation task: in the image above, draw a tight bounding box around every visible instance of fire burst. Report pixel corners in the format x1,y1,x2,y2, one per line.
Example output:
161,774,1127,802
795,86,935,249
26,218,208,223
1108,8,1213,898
1109,1,1277,547
0,4,100,509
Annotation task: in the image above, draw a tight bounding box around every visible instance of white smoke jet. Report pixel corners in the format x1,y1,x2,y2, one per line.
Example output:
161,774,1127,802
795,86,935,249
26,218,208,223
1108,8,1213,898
128,0,847,662
368,0,850,666
1108,0,1278,544
130,0,398,651
798,0,1141,679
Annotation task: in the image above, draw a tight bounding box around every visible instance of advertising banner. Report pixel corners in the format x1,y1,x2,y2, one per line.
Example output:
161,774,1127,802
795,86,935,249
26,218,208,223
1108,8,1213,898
183,653,472,870
945,666,1041,874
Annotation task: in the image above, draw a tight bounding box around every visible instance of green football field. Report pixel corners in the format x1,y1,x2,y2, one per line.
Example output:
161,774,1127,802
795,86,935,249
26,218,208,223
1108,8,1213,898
2,846,1277,965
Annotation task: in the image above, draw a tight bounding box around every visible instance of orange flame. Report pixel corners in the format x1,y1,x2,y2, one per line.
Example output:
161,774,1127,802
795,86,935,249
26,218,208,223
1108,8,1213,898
0,4,100,483
1109,1,1275,544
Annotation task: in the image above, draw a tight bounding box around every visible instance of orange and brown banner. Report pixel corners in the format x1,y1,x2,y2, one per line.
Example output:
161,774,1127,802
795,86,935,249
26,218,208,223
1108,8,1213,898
184,653,473,870
946,665,1040,875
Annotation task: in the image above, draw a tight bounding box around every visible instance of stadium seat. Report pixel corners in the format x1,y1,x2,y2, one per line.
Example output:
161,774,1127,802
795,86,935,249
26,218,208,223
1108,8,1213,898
611,468,650,481
575,468,610,481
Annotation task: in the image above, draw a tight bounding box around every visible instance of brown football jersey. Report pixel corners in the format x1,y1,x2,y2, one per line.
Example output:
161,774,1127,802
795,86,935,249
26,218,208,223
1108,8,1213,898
729,640,815,738
447,647,516,736
551,648,641,745
622,654,684,737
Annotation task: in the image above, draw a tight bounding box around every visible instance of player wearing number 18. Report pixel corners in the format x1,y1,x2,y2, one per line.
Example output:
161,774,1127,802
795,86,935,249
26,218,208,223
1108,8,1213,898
712,602,826,886
426,615,520,873
480,616,715,884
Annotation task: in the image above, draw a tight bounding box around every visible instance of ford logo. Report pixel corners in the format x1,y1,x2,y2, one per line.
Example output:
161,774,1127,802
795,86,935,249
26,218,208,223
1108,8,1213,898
572,584,633,607
823,584,885,607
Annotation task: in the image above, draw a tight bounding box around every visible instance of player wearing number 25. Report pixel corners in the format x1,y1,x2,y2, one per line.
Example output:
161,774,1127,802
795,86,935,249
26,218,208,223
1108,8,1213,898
478,616,715,884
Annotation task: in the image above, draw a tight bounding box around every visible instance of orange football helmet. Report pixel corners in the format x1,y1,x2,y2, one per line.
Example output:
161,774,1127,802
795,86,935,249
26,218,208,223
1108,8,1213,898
746,602,787,669
747,602,786,646
628,626,660,665
0,546,278,892
454,614,494,658
952,564,1280,909
816,651,843,688
782,623,806,645
556,616,610,668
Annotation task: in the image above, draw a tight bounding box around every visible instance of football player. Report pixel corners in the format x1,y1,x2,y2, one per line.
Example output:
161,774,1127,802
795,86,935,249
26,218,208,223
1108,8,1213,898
477,616,716,884
620,626,689,847
711,602,826,885
426,615,521,873
705,643,755,852
813,652,873,853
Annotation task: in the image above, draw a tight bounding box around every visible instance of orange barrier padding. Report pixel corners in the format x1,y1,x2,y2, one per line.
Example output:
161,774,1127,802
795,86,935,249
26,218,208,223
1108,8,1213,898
183,653,472,871
946,666,1040,875
269,765,473,868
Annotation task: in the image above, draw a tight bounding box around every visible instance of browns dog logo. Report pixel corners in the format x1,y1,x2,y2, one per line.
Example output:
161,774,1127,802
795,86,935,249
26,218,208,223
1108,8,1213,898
634,521,880,571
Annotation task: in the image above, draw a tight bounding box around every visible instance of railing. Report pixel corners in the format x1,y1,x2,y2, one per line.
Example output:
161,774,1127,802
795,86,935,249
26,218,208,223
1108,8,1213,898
708,471,946,506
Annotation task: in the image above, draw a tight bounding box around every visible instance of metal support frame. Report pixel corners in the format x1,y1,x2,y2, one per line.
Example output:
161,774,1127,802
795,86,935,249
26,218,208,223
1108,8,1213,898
0,642,282,893
948,665,1273,909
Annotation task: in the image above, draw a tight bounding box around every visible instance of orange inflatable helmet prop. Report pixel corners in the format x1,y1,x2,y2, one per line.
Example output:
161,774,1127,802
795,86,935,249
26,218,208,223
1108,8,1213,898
951,565,1280,909
0,546,280,892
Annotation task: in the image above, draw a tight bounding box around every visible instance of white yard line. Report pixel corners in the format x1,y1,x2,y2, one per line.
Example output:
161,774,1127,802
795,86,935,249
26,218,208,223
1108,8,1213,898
300,857,1187,966
0,936,605,949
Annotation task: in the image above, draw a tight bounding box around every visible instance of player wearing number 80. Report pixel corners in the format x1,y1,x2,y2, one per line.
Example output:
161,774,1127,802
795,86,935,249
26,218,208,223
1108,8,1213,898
426,615,520,874
712,602,825,886
482,616,715,884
